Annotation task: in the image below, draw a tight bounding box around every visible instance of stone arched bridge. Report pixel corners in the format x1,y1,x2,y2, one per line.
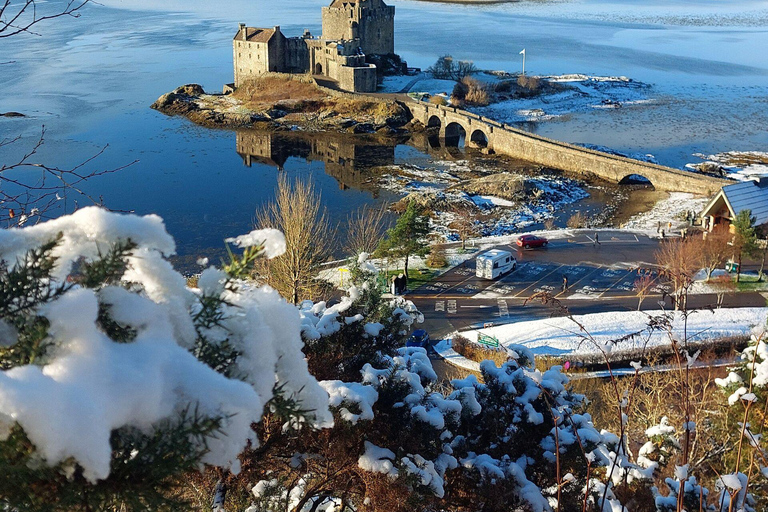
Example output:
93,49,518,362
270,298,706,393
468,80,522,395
406,100,727,195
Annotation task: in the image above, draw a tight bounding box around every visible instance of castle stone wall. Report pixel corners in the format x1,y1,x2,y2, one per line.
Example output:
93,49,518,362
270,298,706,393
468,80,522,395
338,65,377,93
284,37,310,73
321,0,394,55
234,0,395,92
357,4,395,55
233,40,271,87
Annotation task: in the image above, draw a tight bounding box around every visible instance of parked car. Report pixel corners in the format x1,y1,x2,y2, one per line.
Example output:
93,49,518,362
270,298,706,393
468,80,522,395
406,329,430,348
516,234,549,249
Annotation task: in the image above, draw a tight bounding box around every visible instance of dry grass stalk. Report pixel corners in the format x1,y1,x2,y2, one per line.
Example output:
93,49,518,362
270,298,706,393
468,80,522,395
462,77,489,107
633,270,655,311
429,95,448,106
233,75,401,118
232,75,325,108
452,335,508,366
345,203,390,256
254,175,335,304
567,211,588,229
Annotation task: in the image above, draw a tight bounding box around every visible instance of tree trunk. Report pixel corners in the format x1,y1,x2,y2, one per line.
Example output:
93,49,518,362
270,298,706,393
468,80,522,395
759,250,766,282
736,251,742,284
403,254,409,279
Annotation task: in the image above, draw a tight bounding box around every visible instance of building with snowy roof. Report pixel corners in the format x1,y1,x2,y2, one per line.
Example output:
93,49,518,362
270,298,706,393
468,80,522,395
701,175,768,232
232,0,396,93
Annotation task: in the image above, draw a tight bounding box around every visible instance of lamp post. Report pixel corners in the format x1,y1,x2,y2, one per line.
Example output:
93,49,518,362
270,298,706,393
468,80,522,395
519,48,526,75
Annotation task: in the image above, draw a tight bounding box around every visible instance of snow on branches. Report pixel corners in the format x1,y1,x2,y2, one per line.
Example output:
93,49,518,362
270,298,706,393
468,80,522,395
0,207,331,486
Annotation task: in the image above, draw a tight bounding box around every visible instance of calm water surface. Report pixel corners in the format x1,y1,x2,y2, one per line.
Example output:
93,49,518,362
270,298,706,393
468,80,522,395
1,0,766,267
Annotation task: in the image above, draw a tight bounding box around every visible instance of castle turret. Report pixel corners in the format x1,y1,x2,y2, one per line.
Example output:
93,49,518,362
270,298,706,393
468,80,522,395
321,0,395,55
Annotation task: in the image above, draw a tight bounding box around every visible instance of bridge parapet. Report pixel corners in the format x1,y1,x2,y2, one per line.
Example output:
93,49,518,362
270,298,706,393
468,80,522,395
406,99,727,195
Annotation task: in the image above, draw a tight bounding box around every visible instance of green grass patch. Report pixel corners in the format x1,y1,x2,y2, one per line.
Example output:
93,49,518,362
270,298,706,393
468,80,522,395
385,268,439,292
736,274,768,292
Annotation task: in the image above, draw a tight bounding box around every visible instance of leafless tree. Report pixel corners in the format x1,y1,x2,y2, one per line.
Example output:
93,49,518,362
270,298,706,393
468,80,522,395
699,226,731,281
344,203,390,257
254,176,335,304
654,236,702,310
711,273,737,308
427,55,478,81
1,128,135,224
448,204,480,250
633,270,654,311
1,1,135,225
0,0,90,38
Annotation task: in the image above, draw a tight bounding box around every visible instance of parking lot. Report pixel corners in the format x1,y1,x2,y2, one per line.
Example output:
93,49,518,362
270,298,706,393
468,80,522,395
408,231,675,336
411,231,668,300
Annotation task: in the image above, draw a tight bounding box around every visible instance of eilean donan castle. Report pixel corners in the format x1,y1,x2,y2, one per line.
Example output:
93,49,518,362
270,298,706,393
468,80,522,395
233,0,395,93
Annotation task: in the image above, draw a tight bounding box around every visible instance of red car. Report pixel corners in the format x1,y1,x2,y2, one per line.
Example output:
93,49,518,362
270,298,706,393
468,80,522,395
516,234,549,249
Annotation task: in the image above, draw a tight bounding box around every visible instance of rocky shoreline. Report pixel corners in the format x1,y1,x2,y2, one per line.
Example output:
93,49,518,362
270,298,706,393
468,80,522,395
151,83,421,135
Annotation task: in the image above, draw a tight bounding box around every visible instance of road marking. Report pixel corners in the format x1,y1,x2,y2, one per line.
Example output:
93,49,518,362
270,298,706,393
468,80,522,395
447,300,457,314
435,301,445,312
460,305,493,308
437,274,476,297
555,265,603,298
497,299,509,318
598,269,638,298
513,263,564,298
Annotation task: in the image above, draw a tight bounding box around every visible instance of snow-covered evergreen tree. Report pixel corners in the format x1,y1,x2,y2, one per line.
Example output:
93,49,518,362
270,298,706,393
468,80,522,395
0,208,332,511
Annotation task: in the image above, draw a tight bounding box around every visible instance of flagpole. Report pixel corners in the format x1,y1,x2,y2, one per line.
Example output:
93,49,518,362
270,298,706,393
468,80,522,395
519,48,526,75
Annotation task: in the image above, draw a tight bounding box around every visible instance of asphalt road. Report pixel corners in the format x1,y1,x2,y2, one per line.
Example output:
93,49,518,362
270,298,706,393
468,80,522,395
407,231,767,339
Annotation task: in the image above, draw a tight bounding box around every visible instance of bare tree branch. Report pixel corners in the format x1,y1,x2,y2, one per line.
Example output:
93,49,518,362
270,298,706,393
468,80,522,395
0,0,90,38
0,127,136,225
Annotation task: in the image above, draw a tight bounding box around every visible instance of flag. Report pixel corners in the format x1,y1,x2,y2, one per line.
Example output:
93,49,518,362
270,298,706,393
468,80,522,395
519,49,525,55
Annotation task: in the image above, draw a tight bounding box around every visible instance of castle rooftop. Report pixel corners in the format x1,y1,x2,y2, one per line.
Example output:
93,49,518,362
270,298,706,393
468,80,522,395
234,27,277,43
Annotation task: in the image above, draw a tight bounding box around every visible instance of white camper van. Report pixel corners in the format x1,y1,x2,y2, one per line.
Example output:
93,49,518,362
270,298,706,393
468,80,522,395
476,249,516,280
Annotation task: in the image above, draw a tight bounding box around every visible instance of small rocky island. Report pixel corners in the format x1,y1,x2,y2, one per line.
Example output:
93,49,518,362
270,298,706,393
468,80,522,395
151,77,416,134
152,0,419,134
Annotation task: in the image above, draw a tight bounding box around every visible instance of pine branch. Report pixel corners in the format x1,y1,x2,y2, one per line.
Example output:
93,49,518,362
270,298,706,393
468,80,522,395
78,239,137,289
0,233,69,317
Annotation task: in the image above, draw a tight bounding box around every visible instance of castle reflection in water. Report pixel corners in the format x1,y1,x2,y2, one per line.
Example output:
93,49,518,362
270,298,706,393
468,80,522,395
236,130,403,192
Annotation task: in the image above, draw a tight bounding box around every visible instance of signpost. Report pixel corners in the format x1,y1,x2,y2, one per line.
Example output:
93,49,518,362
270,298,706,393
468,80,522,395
478,333,500,348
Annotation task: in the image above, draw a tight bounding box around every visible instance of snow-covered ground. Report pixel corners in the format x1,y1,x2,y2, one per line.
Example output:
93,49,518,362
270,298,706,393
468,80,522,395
686,151,768,181
620,192,708,236
378,159,589,238
472,76,653,124
381,73,653,124
437,307,768,361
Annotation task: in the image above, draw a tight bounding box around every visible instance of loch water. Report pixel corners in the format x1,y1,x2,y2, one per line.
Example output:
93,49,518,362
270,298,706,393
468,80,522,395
1,0,766,269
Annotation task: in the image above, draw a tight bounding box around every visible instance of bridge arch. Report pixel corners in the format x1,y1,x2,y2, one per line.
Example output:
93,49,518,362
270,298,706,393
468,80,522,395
618,174,654,188
427,115,442,130
444,122,467,147
469,129,489,148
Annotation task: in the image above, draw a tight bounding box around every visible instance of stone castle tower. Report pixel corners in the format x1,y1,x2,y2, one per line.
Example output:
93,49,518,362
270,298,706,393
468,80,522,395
321,0,395,55
232,0,397,93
